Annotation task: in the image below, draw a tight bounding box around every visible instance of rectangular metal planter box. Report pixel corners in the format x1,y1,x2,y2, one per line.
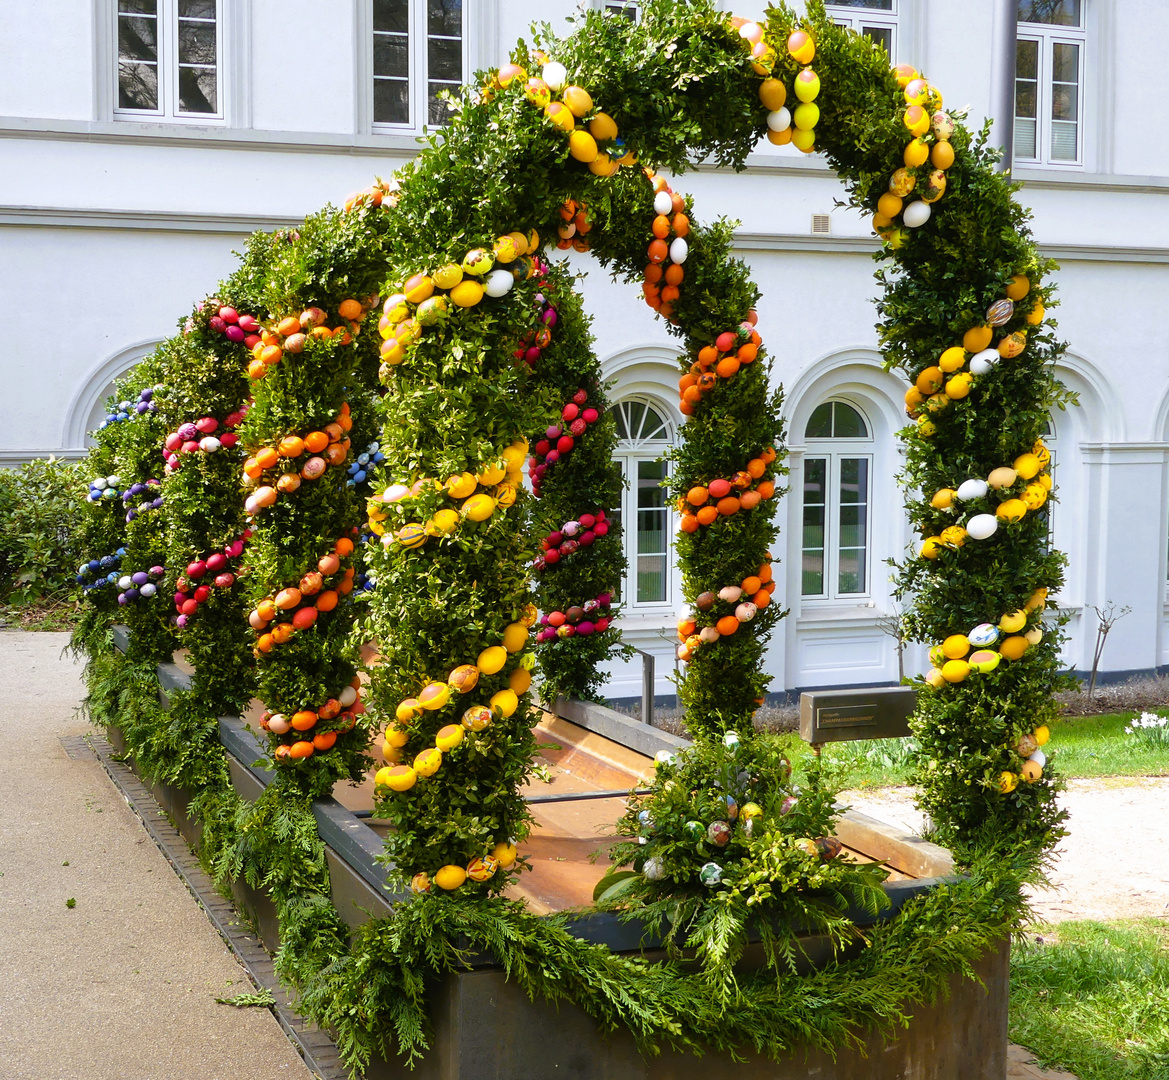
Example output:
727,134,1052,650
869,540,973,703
106,634,1007,1079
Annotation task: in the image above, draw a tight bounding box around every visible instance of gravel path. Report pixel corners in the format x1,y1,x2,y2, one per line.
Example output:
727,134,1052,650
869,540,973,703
841,778,1169,923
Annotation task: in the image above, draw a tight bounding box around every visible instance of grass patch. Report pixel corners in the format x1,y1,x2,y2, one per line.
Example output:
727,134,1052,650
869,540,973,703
0,599,79,632
1010,920,1169,1080
1044,713,1169,779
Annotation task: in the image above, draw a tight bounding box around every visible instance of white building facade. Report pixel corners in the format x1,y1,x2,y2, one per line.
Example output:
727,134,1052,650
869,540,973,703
3,0,1168,700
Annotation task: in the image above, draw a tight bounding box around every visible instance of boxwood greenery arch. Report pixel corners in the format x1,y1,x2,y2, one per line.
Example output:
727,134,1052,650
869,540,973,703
74,0,1071,1073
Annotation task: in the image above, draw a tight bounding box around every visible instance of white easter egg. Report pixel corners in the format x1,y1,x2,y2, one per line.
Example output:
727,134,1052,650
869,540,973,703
669,237,689,264
968,622,1000,647
484,269,514,297
969,348,1000,376
199,436,221,453
735,602,758,622
383,484,410,503
903,200,932,228
653,191,673,216
267,714,290,735
140,583,157,598
339,685,358,707
541,61,567,91
956,478,989,502
766,107,791,132
1028,749,1046,768
118,575,132,590
966,513,999,540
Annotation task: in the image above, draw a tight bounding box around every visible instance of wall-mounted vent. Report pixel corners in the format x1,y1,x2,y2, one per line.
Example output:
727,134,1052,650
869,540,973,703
811,213,832,235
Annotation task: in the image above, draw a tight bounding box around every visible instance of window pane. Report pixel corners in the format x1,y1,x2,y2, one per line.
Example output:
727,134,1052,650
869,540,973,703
805,403,833,439
832,401,868,438
118,15,158,63
861,25,892,54
1051,41,1079,86
374,35,409,78
614,406,631,441
802,458,826,596
428,0,461,38
1015,79,1038,120
178,21,216,66
1017,0,1080,27
178,0,216,17
428,36,462,81
373,0,409,33
1050,122,1078,160
118,61,158,110
178,65,217,113
428,84,456,125
829,0,893,8
374,78,409,124
640,406,668,440
636,459,667,604
606,3,640,21
118,0,156,14
837,458,868,594
1016,37,1038,81
1014,118,1037,159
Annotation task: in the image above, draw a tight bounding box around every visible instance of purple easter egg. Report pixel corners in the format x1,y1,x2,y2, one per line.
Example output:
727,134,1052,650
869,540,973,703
577,621,595,636
225,325,245,343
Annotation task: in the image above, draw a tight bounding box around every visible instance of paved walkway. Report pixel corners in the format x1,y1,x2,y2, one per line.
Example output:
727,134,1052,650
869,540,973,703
0,630,1083,1078
0,631,312,1080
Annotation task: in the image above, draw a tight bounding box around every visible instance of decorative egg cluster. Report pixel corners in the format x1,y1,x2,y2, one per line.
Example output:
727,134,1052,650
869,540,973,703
237,299,375,383
999,723,1052,793
163,406,247,472
114,564,166,605
241,403,353,516
677,317,762,415
248,535,356,656
919,441,1051,553
533,593,613,642
510,284,558,368
86,474,124,504
489,55,634,178
906,280,1045,438
172,530,252,627
526,390,601,496
120,479,164,523
759,28,822,154
555,198,593,253
373,614,536,891
345,440,384,488
408,840,519,896
533,510,610,569
731,17,778,75
377,234,543,378
675,559,776,662
871,66,956,241
641,174,690,319
923,589,1048,687
369,441,527,548
205,303,264,347
96,386,158,430
677,451,777,531
76,549,126,592
260,676,366,761
341,176,397,214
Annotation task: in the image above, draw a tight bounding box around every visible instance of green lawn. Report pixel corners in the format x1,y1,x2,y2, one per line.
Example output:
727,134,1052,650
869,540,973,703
800,711,1169,788
1009,920,1169,1080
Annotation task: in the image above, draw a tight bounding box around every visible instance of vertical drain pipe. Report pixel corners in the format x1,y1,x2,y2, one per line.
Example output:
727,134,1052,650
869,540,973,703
991,0,1018,172
634,648,655,726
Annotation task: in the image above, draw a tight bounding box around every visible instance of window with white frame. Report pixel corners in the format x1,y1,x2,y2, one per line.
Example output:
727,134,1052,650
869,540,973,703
1015,0,1085,165
801,400,873,599
373,0,465,129
825,0,897,58
612,400,675,609
116,0,220,119
596,1,640,21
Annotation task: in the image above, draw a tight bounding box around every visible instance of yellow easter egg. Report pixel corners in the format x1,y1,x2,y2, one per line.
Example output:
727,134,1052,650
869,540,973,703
758,78,786,111
445,472,477,499
588,112,618,141
450,279,485,308
568,129,599,163
963,325,994,353
377,764,417,792
1025,588,1048,613
562,85,593,117
931,488,956,510
996,499,1027,522
383,726,409,749
920,536,944,559
477,645,507,675
877,192,904,219
999,771,1018,793
431,508,460,534
502,622,529,653
489,688,519,718
904,138,929,167
791,127,816,152
1026,303,1045,326
945,373,973,399
477,462,506,486
925,667,947,689
448,664,480,694
508,666,532,695
941,659,969,683
418,682,451,711
999,636,1029,661
1014,453,1041,480
999,610,1027,633
397,523,427,549
940,525,967,547
1022,483,1047,510
492,842,518,869
435,724,464,751
433,263,463,289
396,698,423,724
434,864,467,890
463,493,496,521
1006,275,1031,301
495,483,518,507
939,346,967,373
942,634,971,660
1034,724,1050,746
414,747,443,777
793,102,819,131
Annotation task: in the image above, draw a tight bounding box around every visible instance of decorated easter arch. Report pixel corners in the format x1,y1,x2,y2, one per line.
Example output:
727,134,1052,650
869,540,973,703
73,1,1074,1073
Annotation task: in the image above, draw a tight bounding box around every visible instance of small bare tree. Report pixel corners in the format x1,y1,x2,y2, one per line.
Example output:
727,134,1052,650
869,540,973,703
877,606,909,683
1088,601,1132,700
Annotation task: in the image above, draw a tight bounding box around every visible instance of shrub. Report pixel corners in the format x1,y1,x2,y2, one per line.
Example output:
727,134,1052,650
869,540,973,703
0,457,87,607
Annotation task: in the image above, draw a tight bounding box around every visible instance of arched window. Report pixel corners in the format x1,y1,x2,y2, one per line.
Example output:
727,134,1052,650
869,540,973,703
1040,415,1056,555
613,398,674,608
801,400,872,599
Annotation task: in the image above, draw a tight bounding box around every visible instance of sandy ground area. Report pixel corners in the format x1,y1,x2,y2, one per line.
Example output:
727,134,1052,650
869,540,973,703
842,778,1169,923
0,631,312,1080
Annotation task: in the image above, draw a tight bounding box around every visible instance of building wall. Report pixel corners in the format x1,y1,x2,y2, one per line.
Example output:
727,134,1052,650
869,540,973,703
3,0,1168,698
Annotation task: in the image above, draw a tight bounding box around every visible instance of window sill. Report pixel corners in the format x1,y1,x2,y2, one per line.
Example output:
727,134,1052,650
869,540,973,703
613,612,677,634
796,604,883,630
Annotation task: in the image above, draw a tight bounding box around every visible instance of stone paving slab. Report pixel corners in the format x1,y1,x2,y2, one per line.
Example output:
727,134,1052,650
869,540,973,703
0,631,315,1080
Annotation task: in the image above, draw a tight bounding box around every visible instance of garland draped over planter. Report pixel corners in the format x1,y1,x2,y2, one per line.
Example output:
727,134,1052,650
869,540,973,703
74,1,1068,1074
